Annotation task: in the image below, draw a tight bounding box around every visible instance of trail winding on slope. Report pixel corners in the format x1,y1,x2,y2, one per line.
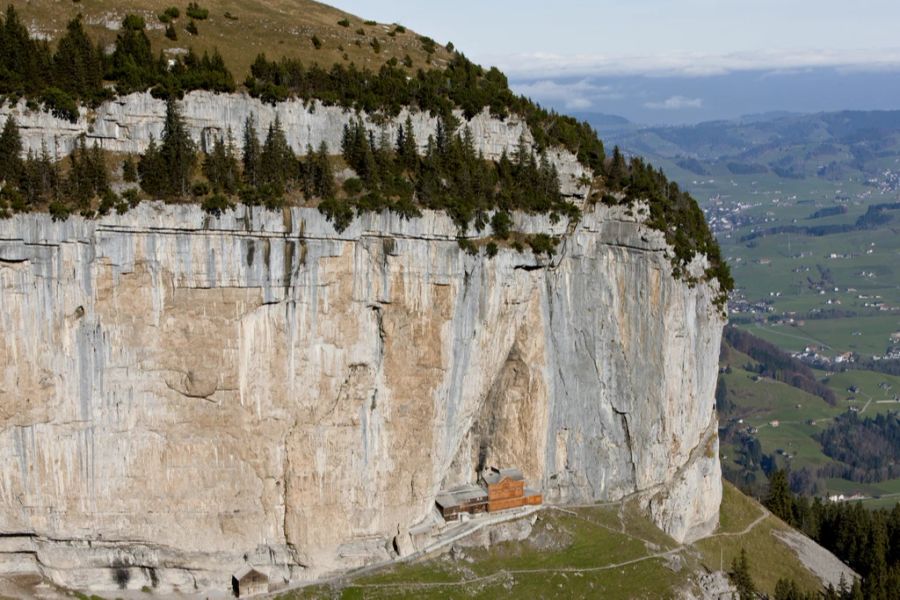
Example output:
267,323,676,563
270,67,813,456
331,502,774,594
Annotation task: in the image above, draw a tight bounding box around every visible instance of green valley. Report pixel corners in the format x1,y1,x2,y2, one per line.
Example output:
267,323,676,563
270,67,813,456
609,111,900,509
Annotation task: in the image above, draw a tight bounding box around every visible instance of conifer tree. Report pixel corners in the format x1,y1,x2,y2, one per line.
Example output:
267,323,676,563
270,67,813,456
538,152,561,206
108,15,158,93
242,115,261,187
774,578,815,600
260,115,295,190
138,99,195,198
158,97,195,196
66,136,109,208
88,141,109,196
0,6,52,95
52,16,104,102
299,143,316,198
138,135,166,196
66,142,88,206
434,118,448,157
0,116,24,184
497,149,513,190
765,469,794,524
203,130,240,194
397,115,418,172
862,521,889,600
360,137,379,187
313,141,335,199
608,145,627,188
396,122,407,158
512,133,530,169
21,145,59,206
122,156,138,183
729,548,756,600
375,127,393,175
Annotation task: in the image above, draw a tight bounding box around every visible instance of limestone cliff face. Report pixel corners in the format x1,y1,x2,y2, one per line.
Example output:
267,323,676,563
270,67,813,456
0,200,723,592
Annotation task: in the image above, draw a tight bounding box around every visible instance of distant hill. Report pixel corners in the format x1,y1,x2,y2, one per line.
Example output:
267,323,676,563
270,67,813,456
596,110,900,182
570,111,633,131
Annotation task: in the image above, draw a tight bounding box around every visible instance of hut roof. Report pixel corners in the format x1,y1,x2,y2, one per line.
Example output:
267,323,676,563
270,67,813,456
435,484,488,509
481,467,524,485
234,565,267,581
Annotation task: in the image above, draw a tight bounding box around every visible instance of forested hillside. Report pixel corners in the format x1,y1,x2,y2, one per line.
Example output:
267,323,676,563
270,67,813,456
763,470,900,599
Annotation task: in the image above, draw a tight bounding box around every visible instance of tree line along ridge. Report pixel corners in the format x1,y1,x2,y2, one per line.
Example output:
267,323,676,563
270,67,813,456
0,6,732,299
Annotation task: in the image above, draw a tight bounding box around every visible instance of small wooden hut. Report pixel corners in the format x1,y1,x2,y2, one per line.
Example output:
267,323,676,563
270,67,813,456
232,566,268,598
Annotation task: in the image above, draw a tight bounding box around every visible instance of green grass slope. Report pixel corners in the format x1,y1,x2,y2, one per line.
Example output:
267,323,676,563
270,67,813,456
693,483,824,594
279,484,827,599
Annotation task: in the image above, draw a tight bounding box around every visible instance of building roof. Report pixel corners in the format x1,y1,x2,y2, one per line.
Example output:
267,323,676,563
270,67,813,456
481,467,524,485
435,484,488,509
234,565,267,581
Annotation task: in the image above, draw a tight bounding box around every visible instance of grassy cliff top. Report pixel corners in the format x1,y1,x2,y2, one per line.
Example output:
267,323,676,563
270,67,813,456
13,0,452,79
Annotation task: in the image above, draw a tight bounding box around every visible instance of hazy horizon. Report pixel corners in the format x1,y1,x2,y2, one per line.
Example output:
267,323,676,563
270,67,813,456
522,68,900,126
329,1,900,125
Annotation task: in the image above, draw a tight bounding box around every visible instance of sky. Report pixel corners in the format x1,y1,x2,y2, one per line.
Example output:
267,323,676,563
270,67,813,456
329,1,900,124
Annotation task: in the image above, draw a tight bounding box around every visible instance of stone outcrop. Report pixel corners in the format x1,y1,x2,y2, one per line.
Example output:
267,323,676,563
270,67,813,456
0,198,724,593
0,91,588,198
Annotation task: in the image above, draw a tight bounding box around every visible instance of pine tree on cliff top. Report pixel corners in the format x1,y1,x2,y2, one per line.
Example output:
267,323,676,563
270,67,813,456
138,135,164,197
52,15,105,103
20,143,59,207
242,115,261,188
65,136,109,208
108,14,158,94
397,115,418,172
138,99,194,198
159,97,196,196
313,141,335,199
259,115,295,190
0,5,52,95
0,116,24,184
203,130,240,195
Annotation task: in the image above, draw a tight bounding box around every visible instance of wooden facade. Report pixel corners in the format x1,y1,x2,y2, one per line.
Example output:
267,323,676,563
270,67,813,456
481,468,543,512
435,485,488,521
524,489,543,506
486,477,526,512
435,467,542,520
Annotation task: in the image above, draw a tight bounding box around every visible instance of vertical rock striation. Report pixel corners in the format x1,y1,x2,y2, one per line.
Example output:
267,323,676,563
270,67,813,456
0,200,723,593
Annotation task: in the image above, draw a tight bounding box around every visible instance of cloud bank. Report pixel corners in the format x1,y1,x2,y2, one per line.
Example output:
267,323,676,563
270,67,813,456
485,48,900,78
512,79,623,110
644,96,703,110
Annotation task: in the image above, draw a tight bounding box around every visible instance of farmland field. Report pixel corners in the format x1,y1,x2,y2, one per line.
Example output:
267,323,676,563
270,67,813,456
608,112,900,507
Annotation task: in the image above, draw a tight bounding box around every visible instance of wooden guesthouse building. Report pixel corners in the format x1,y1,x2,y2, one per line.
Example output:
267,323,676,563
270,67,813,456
231,566,269,597
435,484,488,520
435,467,542,521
